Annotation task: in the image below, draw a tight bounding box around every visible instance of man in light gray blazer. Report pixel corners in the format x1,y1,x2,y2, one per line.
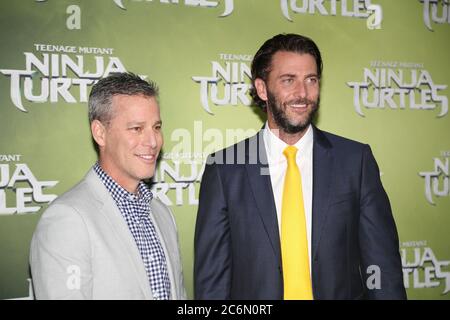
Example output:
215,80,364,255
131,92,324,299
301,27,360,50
30,72,186,300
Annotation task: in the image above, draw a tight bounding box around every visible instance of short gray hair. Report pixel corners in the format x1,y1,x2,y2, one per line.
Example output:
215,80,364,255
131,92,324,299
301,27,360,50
88,72,159,124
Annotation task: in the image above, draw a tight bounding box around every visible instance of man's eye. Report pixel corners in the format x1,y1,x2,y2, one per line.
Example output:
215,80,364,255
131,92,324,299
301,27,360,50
306,77,318,84
130,127,142,132
282,78,293,84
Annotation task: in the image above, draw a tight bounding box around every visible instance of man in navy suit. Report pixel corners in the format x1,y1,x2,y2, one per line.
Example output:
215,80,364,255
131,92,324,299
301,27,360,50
194,34,406,300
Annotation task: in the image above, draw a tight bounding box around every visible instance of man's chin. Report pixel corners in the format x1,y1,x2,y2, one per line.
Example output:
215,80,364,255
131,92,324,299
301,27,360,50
279,115,313,133
137,168,156,181
282,122,310,134
143,173,155,180
286,108,317,131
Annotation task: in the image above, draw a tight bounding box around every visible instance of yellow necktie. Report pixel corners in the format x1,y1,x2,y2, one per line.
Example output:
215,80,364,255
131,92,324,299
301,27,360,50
281,145,313,300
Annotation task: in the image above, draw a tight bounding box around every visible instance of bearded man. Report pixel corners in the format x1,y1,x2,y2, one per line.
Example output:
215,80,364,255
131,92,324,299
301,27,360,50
194,34,406,300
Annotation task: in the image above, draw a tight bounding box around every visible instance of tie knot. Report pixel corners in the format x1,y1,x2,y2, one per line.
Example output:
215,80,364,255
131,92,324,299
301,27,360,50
283,145,298,162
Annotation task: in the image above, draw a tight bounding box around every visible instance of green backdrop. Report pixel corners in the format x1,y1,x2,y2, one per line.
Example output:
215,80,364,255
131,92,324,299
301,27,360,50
1,0,449,300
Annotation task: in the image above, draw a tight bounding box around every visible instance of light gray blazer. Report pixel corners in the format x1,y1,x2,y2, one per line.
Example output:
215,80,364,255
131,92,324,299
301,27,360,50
30,169,186,300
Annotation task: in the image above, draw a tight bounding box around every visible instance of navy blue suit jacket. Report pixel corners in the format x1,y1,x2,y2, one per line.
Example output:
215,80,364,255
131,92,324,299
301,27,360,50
194,127,406,299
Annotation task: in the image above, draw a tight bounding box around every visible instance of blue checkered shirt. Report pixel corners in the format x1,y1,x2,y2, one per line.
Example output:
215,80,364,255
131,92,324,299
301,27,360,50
94,163,171,300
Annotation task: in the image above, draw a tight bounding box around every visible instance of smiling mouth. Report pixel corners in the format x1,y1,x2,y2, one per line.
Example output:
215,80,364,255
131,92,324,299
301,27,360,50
136,154,156,162
288,103,307,109
285,98,313,110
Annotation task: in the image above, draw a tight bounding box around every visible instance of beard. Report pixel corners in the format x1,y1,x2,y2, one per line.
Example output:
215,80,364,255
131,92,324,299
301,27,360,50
267,90,319,134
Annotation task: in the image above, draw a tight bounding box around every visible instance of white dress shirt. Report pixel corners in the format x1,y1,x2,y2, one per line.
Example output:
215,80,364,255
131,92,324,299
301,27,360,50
263,123,314,273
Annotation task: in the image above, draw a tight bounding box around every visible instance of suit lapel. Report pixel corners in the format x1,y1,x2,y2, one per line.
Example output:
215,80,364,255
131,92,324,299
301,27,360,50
245,127,334,270
85,169,153,299
311,127,334,261
148,201,178,300
245,131,281,263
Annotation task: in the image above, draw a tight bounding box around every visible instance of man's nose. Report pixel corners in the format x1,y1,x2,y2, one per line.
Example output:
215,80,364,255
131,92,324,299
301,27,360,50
295,81,308,98
143,130,158,149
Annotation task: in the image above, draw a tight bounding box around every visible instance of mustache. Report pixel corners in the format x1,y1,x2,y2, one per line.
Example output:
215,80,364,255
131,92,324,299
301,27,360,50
284,98,317,106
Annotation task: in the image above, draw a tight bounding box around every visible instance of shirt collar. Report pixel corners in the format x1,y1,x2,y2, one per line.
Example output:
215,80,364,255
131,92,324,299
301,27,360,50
93,162,153,207
263,122,314,164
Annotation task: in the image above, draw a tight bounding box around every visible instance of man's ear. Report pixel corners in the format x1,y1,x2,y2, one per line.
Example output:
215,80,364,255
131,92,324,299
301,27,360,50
91,120,106,148
254,78,268,102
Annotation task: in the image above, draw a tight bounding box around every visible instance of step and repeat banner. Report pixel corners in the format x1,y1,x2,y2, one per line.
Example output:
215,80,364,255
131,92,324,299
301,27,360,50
0,0,449,300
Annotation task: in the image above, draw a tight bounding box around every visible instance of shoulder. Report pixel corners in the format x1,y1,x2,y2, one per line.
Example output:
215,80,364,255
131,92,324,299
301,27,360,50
151,197,178,231
315,128,370,156
35,170,103,229
314,128,380,176
206,130,262,167
31,176,95,250
319,129,367,149
49,170,101,211
151,197,171,216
